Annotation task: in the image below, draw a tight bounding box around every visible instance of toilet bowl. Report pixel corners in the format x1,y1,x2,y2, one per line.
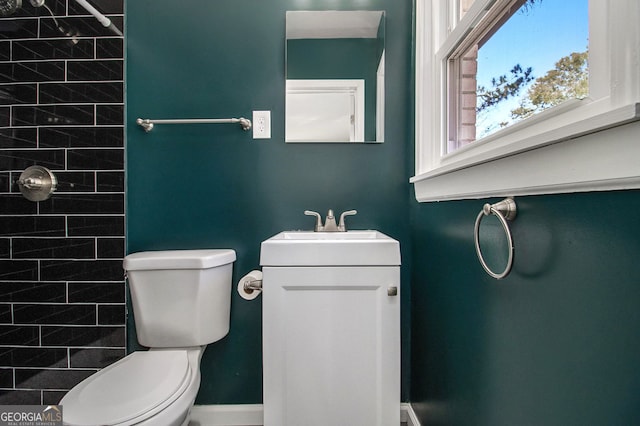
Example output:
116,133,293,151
60,249,236,426
61,348,201,426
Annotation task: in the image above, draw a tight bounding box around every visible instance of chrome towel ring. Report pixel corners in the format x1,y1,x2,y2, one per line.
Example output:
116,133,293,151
473,198,517,279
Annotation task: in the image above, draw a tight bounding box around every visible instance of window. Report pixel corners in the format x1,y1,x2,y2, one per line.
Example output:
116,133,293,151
450,0,588,150
412,0,640,202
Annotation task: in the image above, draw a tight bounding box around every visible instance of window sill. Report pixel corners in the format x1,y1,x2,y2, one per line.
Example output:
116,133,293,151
411,103,640,202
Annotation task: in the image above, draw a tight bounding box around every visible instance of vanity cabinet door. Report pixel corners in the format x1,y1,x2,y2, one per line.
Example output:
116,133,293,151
262,266,400,426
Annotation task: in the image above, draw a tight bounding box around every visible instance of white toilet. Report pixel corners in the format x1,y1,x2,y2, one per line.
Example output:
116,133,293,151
60,249,236,426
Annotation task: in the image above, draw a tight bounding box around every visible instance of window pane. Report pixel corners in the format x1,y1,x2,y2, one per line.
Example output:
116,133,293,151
449,0,589,152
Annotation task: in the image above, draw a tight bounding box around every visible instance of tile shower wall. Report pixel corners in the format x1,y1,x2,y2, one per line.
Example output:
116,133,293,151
0,0,124,404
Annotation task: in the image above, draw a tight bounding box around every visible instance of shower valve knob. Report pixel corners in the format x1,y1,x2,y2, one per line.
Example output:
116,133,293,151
17,165,57,202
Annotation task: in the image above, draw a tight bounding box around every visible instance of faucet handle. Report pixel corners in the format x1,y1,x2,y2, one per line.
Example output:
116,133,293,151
338,210,357,231
304,210,323,232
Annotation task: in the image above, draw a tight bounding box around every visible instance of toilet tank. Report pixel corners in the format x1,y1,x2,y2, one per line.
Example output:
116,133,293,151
124,249,236,348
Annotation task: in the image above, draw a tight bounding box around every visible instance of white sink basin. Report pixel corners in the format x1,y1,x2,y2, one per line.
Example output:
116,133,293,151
260,230,400,266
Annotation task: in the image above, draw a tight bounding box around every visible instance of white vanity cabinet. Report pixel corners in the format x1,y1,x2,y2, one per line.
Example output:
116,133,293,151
261,265,400,426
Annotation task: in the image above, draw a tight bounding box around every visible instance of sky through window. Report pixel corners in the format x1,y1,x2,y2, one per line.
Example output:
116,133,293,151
474,0,589,139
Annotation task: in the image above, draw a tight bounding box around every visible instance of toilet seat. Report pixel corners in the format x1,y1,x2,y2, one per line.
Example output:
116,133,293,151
61,350,192,426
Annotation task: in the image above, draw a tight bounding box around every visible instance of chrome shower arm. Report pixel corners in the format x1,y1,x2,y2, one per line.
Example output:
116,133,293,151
72,0,123,36
28,0,122,36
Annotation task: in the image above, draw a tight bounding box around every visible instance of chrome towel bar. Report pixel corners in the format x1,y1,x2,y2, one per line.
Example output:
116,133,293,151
473,197,517,279
136,117,252,132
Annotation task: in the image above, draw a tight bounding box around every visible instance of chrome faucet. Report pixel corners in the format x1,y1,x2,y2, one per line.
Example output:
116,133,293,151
323,209,339,231
305,209,357,232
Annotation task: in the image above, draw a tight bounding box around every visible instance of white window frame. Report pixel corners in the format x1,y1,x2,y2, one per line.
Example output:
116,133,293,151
412,0,640,202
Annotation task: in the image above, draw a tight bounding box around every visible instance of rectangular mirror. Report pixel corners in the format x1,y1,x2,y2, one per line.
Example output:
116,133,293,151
286,11,385,143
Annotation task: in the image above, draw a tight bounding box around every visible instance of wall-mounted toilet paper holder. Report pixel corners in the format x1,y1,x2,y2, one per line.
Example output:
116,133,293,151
17,166,57,202
238,270,263,301
244,277,262,293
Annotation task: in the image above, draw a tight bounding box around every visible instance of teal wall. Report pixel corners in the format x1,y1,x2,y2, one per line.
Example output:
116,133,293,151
125,0,413,404
126,0,640,420
287,38,380,140
410,188,640,425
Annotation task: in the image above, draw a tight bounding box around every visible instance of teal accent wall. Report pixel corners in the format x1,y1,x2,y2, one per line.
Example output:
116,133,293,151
287,38,380,140
127,0,640,419
410,189,640,425
125,0,413,404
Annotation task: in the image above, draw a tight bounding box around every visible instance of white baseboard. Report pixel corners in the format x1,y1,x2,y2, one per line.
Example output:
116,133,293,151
190,403,421,426
190,404,263,426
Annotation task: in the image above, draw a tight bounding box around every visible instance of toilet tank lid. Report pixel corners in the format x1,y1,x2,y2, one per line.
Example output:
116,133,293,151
124,249,236,271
